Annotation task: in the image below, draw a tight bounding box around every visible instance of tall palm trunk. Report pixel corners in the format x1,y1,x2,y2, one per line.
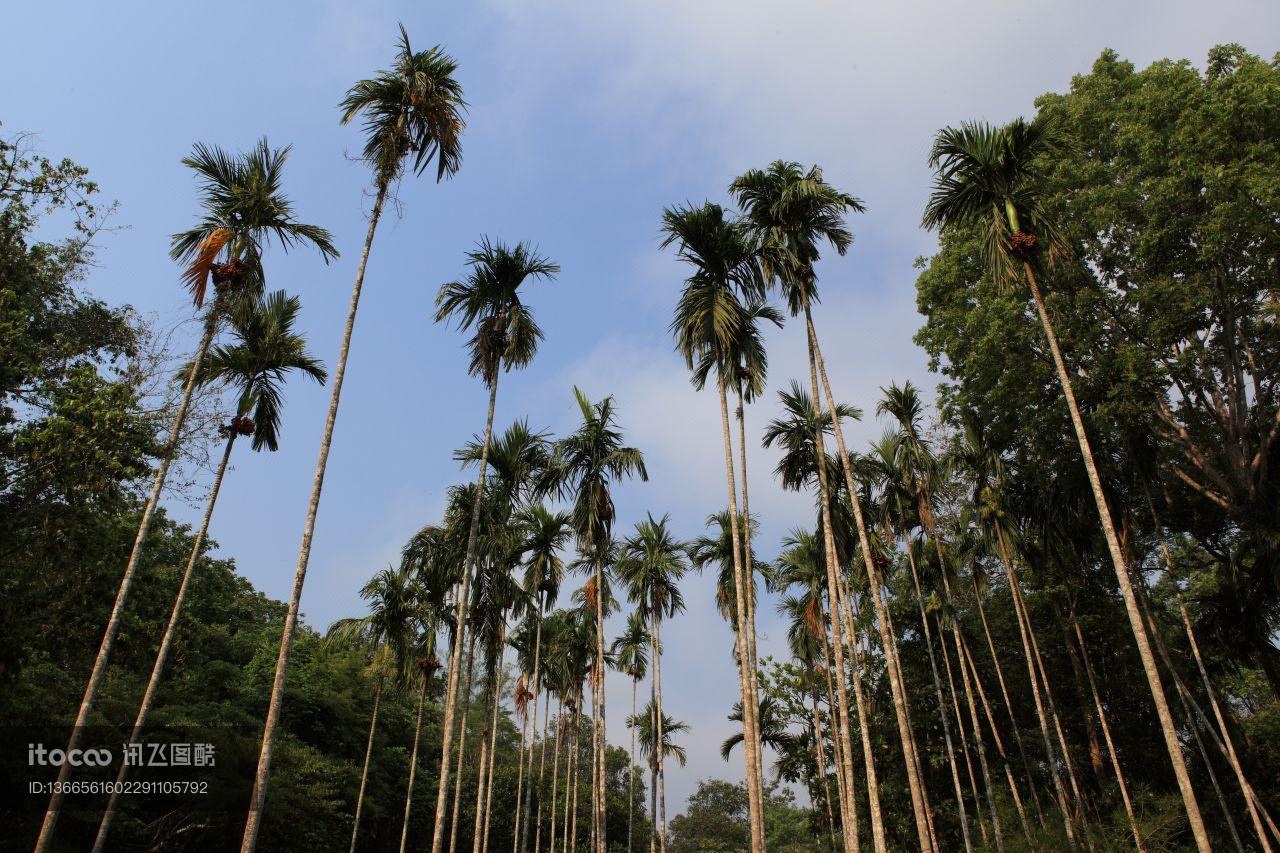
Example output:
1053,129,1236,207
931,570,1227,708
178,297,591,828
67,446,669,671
433,372,502,853
483,658,504,853
944,612,1004,851
653,618,670,853
548,702,565,853
1019,257,1209,851
350,674,385,853
38,308,219,853
970,570,1043,825
810,686,839,851
736,387,761,678
514,697,531,853
881,595,940,849
714,371,767,852
958,632,1035,846
569,706,581,853
450,640,479,853
401,674,431,853
806,312,920,851
532,694,553,853
93,426,237,852
241,181,388,852
820,636,852,845
904,544,973,852
993,527,1078,845
519,596,548,853
628,676,638,853
1069,613,1142,850
591,558,608,853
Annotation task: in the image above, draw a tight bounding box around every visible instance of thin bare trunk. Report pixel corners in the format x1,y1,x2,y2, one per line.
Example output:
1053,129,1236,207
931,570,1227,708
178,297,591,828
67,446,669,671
592,557,607,853
520,598,548,853
629,676,637,853
433,372,502,853
480,649,504,853
811,687,839,850
808,309,929,851
40,308,219,853
1023,260,1209,851
533,696,553,853
514,699,531,853
737,387,762,680
93,428,237,852
654,619,669,853
450,640,479,853
548,702,565,853
904,544,973,852
240,182,388,852
820,637,852,843
349,676,384,853
945,613,1004,851
715,372,766,853
401,676,430,853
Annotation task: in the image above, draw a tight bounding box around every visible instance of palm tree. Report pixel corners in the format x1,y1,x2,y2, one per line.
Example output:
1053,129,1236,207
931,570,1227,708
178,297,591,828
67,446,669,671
721,694,798,765
35,142,336,853
922,116,1210,851
539,388,647,853
431,238,558,853
628,701,689,853
762,382,880,849
661,200,770,853
92,291,325,852
515,505,572,853
734,160,936,852
334,566,423,850
240,28,463,852
616,513,686,853
611,611,649,853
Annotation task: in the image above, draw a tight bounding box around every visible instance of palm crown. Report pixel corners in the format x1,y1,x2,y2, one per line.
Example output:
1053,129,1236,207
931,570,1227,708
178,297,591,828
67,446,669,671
435,238,558,385
339,24,466,184
729,161,863,314
171,139,338,308
922,117,1068,287
617,513,688,622
195,290,327,451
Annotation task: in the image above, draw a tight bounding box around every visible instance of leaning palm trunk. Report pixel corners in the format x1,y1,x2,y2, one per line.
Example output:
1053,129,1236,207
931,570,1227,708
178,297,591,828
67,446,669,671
38,309,219,853
350,674,385,853
805,322,904,851
958,632,1035,846
993,527,1078,845
433,372,501,853
449,641,479,853
1019,259,1210,851
93,426,237,852
401,675,431,853
519,596,548,853
714,372,767,853
1070,615,1143,850
241,182,388,852
903,544,973,852
944,613,1004,850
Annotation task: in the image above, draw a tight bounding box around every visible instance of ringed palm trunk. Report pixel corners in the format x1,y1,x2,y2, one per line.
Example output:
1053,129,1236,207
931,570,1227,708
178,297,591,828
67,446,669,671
993,528,1078,845
433,371,501,853
958,630,1035,846
805,318,911,852
450,639,480,853
93,426,238,852
401,674,431,853
241,180,389,852
38,307,219,853
903,542,973,852
350,673,385,853
519,595,548,853
714,371,767,853
1070,614,1143,850
1018,252,1209,851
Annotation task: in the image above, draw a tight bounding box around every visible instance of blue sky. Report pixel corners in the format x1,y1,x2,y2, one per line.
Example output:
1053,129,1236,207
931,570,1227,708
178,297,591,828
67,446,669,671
6,0,1276,811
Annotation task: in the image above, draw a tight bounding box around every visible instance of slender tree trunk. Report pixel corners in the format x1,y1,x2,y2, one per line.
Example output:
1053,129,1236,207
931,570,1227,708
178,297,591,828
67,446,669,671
549,702,565,853
520,597,548,853
1070,612,1142,850
433,372,502,853
714,372,766,853
93,427,237,852
972,571,1044,825
834,559,875,853
591,557,608,853
994,527,1078,846
1021,258,1209,851
904,544,973,852
811,687,839,851
629,676,637,853
570,707,581,853
39,308,219,853
821,636,853,846
402,676,431,853
807,309,928,851
882,594,940,850
514,696,531,853
1054,603,1106,790
479,647,505,853
736,387,761,680
533,694,553,853
240,182,388,852
945,612,1004,851
653,619,669,853
349,674,385,853
450,640,479,853
959,632,1034,846
470,715,489,853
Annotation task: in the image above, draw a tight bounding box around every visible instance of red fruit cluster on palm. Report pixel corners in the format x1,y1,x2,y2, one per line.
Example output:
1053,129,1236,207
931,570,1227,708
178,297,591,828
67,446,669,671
1008,230,1038,260
230,415,255,436
211,258,249,291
